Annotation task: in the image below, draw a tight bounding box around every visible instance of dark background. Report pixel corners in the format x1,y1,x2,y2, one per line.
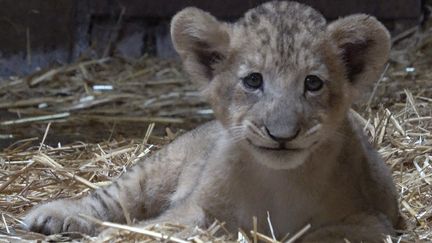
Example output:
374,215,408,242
0,0,423,77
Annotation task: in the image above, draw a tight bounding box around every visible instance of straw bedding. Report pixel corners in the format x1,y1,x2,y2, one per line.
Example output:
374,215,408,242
0,29,431,242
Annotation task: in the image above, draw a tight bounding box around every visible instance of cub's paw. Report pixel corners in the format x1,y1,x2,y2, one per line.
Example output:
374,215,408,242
23,200,96,235
98,227,123,240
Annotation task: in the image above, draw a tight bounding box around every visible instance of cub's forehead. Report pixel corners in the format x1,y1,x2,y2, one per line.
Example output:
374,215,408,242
236,1,326,37
231,1,327,71
241,1,325,28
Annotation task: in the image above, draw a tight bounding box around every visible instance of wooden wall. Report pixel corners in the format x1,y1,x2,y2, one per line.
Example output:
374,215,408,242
0,0,422,77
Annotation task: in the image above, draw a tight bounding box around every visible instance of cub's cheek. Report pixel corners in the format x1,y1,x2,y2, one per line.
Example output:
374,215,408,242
229,106,251,125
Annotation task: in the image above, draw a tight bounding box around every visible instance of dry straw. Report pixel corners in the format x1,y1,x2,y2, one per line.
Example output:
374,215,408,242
0,26,431,243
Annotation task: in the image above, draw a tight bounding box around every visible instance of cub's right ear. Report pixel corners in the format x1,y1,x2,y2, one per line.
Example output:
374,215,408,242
171,8,230,85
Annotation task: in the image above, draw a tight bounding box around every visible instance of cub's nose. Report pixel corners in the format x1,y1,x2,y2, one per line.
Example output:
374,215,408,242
265,126,300,142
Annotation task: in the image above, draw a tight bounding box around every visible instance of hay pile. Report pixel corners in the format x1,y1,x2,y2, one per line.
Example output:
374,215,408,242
0,31,431,243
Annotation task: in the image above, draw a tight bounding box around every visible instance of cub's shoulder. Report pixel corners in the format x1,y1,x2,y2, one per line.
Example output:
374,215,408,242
164,120,224,155
175,120,223,143
347,113,399,225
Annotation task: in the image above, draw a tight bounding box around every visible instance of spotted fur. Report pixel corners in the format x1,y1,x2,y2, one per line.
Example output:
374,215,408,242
24,1,398,242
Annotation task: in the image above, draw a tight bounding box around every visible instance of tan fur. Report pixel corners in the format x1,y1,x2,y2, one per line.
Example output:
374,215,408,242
24,1,398,242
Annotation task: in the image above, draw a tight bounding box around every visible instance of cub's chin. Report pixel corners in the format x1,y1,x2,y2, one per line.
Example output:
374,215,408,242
242,140,312,170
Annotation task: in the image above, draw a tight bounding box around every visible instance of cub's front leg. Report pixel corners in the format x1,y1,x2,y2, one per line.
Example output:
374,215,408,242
98,201,208,239
301,213,394,243
23,146,186,235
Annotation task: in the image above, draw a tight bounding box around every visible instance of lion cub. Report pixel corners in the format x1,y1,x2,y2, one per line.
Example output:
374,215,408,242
24,1,399,242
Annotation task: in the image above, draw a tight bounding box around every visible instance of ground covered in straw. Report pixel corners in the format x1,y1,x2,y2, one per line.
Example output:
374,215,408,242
0,29,431,242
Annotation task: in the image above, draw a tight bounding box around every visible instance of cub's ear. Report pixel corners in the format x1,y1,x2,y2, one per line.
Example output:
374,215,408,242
171,7,230,85
327,14,390,88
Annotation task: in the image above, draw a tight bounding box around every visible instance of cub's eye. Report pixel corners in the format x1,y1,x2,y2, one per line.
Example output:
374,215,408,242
304,75,324,92
242,72,263,90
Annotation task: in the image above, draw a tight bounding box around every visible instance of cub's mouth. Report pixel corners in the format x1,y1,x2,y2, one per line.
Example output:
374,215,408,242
240,120,322,153
245,138,304,152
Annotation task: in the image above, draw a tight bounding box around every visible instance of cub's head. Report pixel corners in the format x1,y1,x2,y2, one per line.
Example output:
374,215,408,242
171,1,390,169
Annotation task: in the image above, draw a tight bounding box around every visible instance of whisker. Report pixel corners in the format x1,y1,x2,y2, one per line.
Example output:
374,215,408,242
228,135,245,142
227,132,246,140
227,128,245,135
210,125,245,137
226,125,246,130
222,134,246,146
223,127,247,143
305,124,322,137
227,127,247,132
244,120,267,137
228,128,243,133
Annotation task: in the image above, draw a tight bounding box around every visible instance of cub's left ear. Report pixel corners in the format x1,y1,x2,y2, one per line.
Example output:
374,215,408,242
327,14,390,87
